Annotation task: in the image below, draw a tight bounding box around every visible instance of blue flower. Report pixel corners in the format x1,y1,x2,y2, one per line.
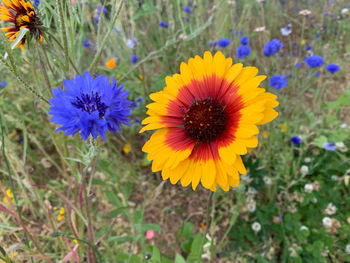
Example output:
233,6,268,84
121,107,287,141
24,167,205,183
280,24,292,36
240,36,249,45
183,7,191,13
315,33,321,38
269,75,288,91
263,39,283,56
323,142,336,151
209,41,217,47
236,45,250,59
216,38,230,48
304,55,324,68
295,62,303,67
325,64,340,74
49,72,131,141
314,71,321,77
290,136,301,146
185,17,190,22
34,0,40,6
131,55,138,64
159,21,169,28
0,81,7,89
83,39,91,48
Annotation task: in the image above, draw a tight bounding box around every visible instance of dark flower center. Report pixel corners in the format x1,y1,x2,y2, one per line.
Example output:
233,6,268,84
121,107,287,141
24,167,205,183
72,92,108,119
184,98,227,142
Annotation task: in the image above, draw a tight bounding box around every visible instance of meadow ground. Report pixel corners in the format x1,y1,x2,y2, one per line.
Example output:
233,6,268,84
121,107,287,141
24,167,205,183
0,0,350,262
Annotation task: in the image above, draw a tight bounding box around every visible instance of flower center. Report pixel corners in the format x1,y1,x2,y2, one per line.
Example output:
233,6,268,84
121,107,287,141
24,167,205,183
71,92,108,119
184,98,227,142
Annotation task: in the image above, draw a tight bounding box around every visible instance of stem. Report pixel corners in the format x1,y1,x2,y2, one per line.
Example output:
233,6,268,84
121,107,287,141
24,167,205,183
56,0,69,72
204,191,214,237
36,42,52,96
88,0,124,73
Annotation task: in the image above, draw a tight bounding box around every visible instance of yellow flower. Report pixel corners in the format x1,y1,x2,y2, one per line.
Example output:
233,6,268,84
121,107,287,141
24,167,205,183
116,74,121,79
123,144,131,154
279,122,287,133
301,40,306,45
263,131,270,138
57,207,65,221
140,51,279,191
73,239,78,244
138,74,144,80
0,0,43,50
137,80,142,84
3,188,14,203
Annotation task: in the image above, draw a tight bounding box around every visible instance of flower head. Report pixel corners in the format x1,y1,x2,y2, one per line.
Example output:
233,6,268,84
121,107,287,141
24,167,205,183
263,39,283,56
325,64,340,74
239,36,249,46
140,51,278,191
269,75,287,91
126,38,138,48
131,55,138,64
183,6,191,13
216,38,230,48
252,222,261,232
323,142,336,151
0,0,43,50
145,230,155,240
295,62,303,67
291,136,301,146
106,57,117,69
305,56,324,68
236,45,250,59
83,39,91,48
0,81,7,89
159,21,168,28
281,24,292,36
49,72,132,141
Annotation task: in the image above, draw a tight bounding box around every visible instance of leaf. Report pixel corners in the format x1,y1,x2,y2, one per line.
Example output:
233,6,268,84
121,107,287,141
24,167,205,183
107,206,129,218
104,190,122,207
150,246,161,263
314,136,328,148
133,3,157,20
108,236,134,244
175,253,186,263
178,222,194,239
0,245,6,256
11,27,29,50
187,234,204,262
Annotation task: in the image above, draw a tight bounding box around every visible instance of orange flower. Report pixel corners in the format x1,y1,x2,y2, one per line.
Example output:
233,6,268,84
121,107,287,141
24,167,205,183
106,57,117,69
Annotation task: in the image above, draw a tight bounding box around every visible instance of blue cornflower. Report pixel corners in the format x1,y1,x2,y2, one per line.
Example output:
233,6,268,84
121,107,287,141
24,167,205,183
236,45,250,59
159,21,169,28
131,55,138,64
185,17,190,22
269,74,288,91
304,55,324,68
325,64,340,74
323,142,336,151
0,81,7,89
314,71,321,77
183,7,191,13
216,38,230,48
263,39,283,56
209,41,217,47
34,0,40,6
49,72,131,141
295,62,303,67
83,39,91,48
291,136,301,146
240,36,249,45
315,33,321,38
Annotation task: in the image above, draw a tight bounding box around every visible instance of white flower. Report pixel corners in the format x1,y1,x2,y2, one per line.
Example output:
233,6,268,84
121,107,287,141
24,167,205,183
300,165,309,175
340,123,348,129
254,26,266,32
281,24,292,36
325,203,337,215
331,175,339,181
252,222,261,232
304,157,312,163
322,217,332,228
312,198,318,203
341,8,349,16
288,247,297,257
247,201,256,213
299,9,311,16
304,183,313,193
335,142,347,152
300,225,309,231
263,176,272,185
126,38,138,48
345,244,350,254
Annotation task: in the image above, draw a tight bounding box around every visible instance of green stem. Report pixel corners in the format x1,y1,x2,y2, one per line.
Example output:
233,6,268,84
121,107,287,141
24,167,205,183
204,191,214,237
56,0,69,72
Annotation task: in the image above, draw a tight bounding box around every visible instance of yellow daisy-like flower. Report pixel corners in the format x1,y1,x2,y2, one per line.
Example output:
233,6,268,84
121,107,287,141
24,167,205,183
0,0,43,50
140,51,278,191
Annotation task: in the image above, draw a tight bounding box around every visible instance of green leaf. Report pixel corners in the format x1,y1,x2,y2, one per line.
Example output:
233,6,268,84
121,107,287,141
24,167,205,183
187,234,204,262
150,246,161,263
104,190,122,207
107,206,129,217
175,253,186,263
133,3,157,20
0,245,6,256
178,222,194,239
108,236,134,244
314,136,328,148
11,27,29,50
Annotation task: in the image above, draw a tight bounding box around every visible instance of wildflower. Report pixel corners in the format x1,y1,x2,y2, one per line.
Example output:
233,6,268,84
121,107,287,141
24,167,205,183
126,38,138,48
315,33,321,38
322,217,332,227
236,45,250,59
138,74,143,80
325,203,337,215
263,131,270,138
263,39,283,56
304,183,313,193
183,6,191,13
131,55,138,64
323,142,336,151
341,8,349,16
299,9,311,16
279,122,287,132
304,56,324,68
0,81,7,89
57,207,65,221
325,64,340,74
49,72,132,141
3,189,14,203
290,136,301,146
331,175,338,181
300,39,306,45
216,38,230,48
140,51,278,191
83,39,91,48
123,144,131,154
280,24,292,36
239,36,249,45
254,26,265,32
263,176,272,185
314,71,321,77
116,74,121,79
300,225,309,232
247,201,256,212
300,165,309,175
145,230,155,240
159,21,168,28
304,157,312,163
106,57,117,69
269,75,287,91
252,222,261,232
0,0,43,50
209,40,216,47
34,0,40,6
346,244,350,254
335,142,347,152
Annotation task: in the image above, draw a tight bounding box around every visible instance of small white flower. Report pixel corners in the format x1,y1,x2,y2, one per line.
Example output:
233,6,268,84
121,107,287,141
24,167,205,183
247,201,256,213
281,24,292,36
304,183,313,193
252,222,261,232
340,123,348,129
254,26,266,32
345,244,350,254
263,176,272,185
335,141,347,152
341,8,349,16
312,198,318,203
304,157,312,163
331,175,339,181
322,217,332,228
325,203,337,215
300,165,309,175
300,225,309,231
299,9,311,16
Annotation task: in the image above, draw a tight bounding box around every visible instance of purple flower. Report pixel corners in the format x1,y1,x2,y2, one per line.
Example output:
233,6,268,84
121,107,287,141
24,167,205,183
236,45,250,59
291,136,301,146
159,21,169,28
269,75,288,91
240,36,249,45
209,41,217,47
0,81,7,89
325,64,340,74
83,39,91,48
131,55,138,64
216,38,231,48
305,56,324,68
323,142,336,151
314,71,321,77
183,7,191,13
295,62,303,67
263,39,283,56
